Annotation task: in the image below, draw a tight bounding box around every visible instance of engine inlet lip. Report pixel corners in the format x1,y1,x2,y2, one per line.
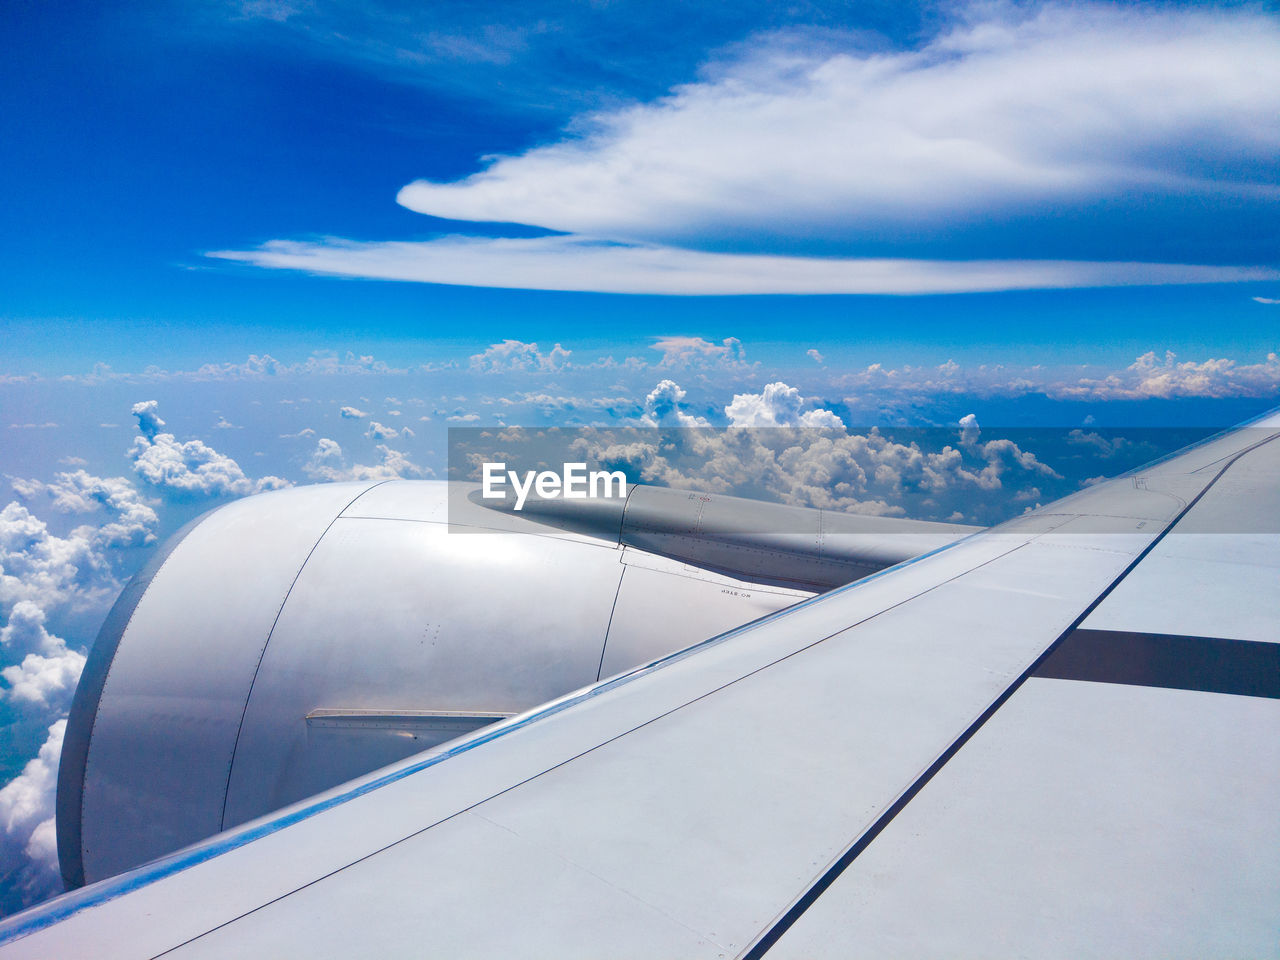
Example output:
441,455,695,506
55,510,215,890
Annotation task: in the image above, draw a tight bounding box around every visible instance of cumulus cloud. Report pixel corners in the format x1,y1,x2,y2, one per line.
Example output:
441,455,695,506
253,475,293,492
1,602,85,712
580,424,1062,522
826,350,1280,404
365,420,413,441
0,720,66,907
130,400,165,440
724,382,844,429
11,471,158,548
1052,350,1280,400
0,507,112,909
469,340,571,372
639,380,711,427
652,336,749,369
0,502,120,621
1066,429,1150,460
339,405,369,419
130,433,254,496
302,438,431,482
190,353,284,379
495,391,632,418
128,402,290,497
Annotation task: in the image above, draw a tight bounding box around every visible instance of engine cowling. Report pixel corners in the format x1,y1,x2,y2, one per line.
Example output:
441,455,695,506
57,482,807,886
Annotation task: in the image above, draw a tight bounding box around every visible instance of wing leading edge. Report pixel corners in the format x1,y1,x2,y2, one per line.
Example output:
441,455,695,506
2,413,1278,958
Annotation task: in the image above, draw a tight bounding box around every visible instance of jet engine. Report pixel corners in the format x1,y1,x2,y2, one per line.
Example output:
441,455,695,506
57,480,976,887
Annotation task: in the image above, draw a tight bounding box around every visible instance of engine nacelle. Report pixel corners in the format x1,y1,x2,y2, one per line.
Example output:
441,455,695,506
57,480,975,887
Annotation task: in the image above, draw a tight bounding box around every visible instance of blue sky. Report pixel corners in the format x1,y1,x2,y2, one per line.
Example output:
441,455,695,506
1,0,1279,916
3,0,1279,374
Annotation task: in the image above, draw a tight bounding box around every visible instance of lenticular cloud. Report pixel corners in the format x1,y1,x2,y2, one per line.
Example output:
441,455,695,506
396,5,1280,245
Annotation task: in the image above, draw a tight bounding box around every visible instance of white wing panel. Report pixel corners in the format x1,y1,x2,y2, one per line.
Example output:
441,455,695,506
1081,436,1280,643
768,678,1280,959
2,525,1164,957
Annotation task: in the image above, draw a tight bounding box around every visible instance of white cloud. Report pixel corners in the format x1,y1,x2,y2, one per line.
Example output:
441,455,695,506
211,233,1274,296
724,382,844,429
68,352,407,385
365,420,412,440
2,601,69,663
468,340,571,372
1253,297,1280,305
190,353,284,379
130,400,165,440
128,402,291,497
0,720,66,906
823,350,1280,403
303,438,431,482
0,502,120,621
495,391,632,416
339,405,369,419
1,603,84,712
11,471,158,548
806,349,825,365
1053,350,1280,400
1066,429,1148,460
639,380,710,427
652,336,749,369
581,425,1061,521
130,433,255,496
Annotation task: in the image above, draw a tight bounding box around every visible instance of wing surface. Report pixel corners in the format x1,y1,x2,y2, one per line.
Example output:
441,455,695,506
2,414,1277,958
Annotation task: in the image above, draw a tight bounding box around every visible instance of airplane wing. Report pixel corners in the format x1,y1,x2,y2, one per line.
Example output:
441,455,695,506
2,413,1277,957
